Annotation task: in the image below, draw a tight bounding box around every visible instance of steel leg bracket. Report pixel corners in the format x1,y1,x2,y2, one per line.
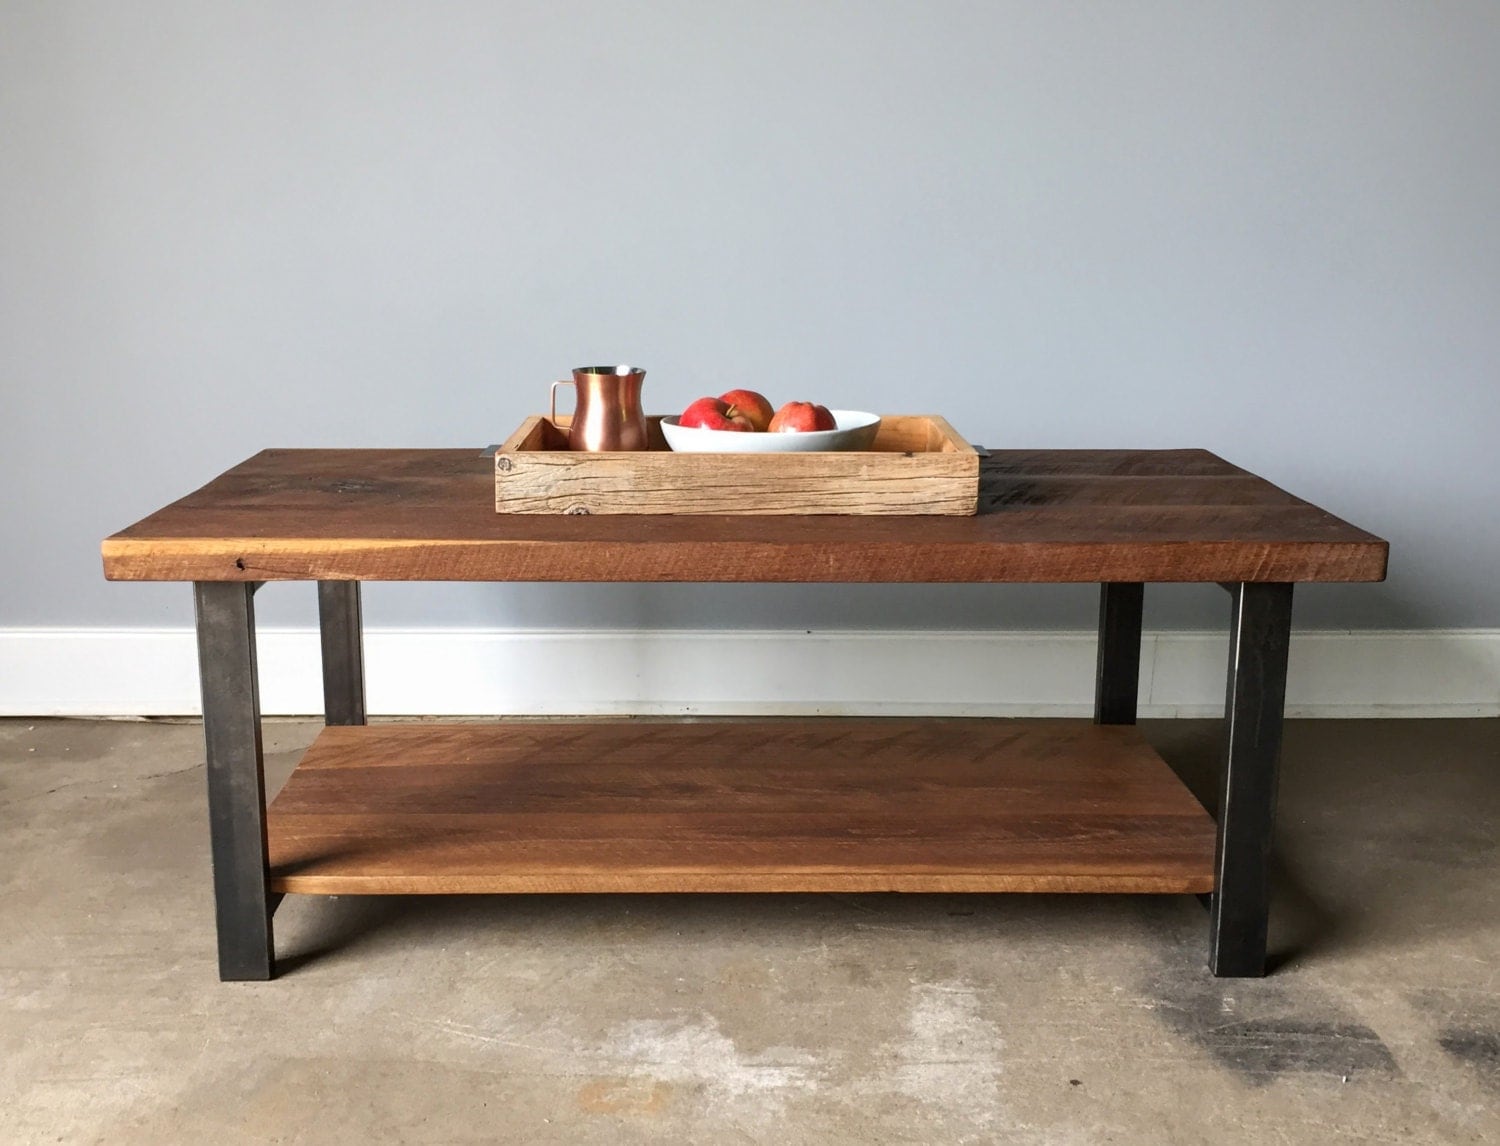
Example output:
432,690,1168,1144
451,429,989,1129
1095,583,1145,725
317,581,367,726
193,582,275,981
1209,581,1294,977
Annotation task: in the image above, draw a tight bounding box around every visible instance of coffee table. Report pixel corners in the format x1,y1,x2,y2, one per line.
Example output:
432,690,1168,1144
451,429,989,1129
102,447,1387,981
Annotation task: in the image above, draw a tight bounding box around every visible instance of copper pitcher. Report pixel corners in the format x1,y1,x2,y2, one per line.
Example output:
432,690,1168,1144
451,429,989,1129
550,365,649,451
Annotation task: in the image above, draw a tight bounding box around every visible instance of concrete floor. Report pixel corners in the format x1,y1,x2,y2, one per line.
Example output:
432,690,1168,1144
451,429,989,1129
2,717,1497,1144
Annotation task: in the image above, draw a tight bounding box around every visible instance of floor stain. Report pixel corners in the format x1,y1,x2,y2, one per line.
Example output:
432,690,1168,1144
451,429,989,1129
1145,962,1398,1086
1438,1029,1500,1087
850,979,1009,1133
576,1078,673,1117
715,958,775,992
598,1013,820,1114
1190,1017,1395,1083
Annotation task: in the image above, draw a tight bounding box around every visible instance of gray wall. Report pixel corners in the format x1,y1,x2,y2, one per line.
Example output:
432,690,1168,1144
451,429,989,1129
4,1,1497,633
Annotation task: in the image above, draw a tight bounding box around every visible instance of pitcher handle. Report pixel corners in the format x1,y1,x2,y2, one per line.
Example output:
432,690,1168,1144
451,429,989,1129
550,380,574,426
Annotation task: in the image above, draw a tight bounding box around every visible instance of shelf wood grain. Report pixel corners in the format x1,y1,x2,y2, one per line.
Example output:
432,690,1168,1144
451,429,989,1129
265,719,1218,895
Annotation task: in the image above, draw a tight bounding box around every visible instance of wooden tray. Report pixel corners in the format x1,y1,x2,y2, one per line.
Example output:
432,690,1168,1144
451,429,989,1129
494,414,979,515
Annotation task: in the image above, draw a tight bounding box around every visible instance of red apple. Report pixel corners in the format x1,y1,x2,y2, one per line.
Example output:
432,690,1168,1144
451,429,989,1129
680,396,752,431
679,397,726,428
768,401,836,433
718,389,774,432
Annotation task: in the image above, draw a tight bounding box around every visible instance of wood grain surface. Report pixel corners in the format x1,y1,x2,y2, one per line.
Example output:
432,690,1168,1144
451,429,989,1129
101,448,1388,583
494,414,979,515
265,719,1218,895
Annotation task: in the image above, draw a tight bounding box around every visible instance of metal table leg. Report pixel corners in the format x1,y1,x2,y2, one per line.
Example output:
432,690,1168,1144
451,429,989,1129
1209,581,1294,977
193,582,274,981
317,581,366,726
1094,583,1145,724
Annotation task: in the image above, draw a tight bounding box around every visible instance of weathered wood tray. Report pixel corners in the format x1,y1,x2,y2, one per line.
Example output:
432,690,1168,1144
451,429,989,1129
494,414,979,515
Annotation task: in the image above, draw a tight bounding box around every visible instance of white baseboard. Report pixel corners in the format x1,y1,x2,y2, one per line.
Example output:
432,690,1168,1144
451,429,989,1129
2,627,1497,719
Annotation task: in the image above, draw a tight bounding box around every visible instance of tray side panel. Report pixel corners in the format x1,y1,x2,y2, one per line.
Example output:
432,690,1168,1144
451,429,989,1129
495,414,980,515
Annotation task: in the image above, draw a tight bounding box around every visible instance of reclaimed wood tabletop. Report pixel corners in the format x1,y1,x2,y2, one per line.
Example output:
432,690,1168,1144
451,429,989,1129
102,448,1387,584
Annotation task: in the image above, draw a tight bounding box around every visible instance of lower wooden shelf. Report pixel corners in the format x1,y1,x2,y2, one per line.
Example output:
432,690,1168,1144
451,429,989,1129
266,718,1216,895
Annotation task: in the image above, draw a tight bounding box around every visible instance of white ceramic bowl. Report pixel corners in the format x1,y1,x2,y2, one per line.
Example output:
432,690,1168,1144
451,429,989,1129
660,410,881,453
